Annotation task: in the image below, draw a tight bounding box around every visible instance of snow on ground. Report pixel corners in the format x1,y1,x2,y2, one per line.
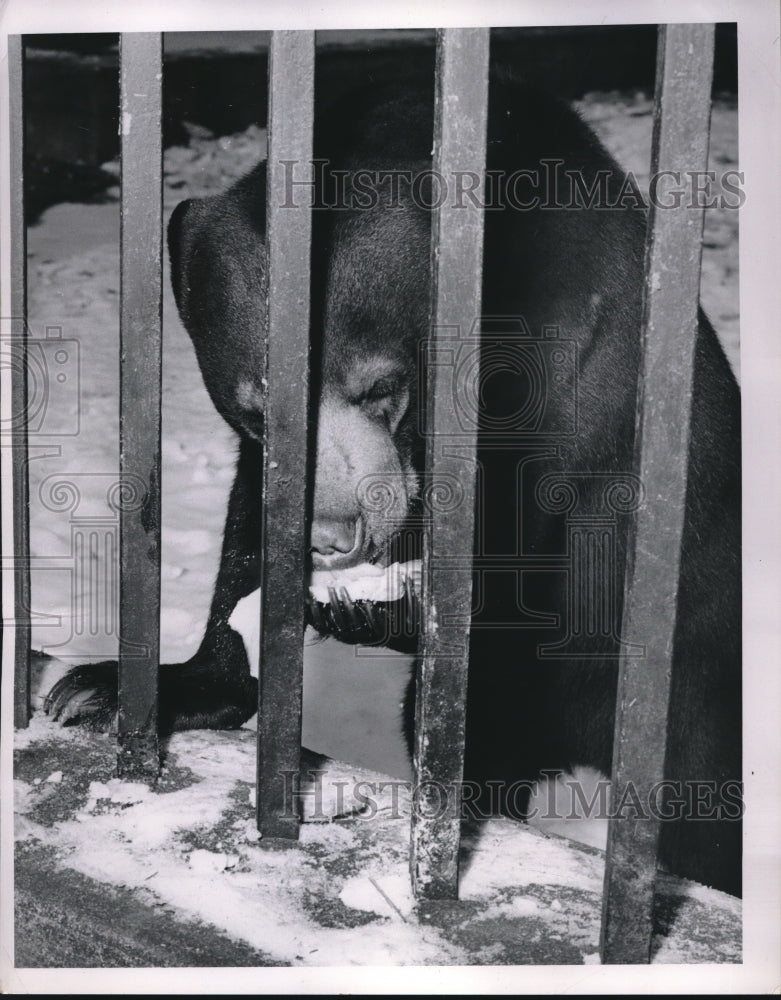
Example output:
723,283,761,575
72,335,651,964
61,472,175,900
14,714,741,966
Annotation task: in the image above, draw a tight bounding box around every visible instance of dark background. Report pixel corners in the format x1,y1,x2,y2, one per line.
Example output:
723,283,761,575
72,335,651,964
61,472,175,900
21,25,738,220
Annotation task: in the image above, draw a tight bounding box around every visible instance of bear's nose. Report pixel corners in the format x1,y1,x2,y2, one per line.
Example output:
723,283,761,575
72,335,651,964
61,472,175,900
310,517,363,570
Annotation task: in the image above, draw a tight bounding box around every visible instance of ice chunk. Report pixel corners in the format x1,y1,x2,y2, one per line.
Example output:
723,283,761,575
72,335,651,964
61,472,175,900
309,560,421,604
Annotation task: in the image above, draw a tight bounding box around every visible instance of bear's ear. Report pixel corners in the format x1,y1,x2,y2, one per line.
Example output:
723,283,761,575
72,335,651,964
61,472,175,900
167,198,194,316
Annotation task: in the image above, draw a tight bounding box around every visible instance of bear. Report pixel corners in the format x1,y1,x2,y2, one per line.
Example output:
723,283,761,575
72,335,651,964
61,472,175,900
45,71,742,896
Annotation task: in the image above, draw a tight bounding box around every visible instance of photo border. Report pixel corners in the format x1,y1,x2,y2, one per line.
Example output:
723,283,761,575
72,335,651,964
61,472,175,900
1,0,779,993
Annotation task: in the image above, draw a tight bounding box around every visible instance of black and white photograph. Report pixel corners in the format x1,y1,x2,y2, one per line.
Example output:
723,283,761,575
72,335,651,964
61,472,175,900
1,0,779,993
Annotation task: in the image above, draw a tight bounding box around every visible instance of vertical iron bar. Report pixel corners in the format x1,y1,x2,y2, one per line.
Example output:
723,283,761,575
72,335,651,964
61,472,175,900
9,35,30,729
410,27,489,899
117,33,163,779
600,22,715,964
257,30,314,839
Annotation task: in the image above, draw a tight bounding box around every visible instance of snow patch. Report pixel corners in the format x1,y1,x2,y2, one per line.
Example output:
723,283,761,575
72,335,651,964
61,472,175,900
459,821,604,900
165,527,215,556
339,873,414,920
479,895,542,920
188,849,239,874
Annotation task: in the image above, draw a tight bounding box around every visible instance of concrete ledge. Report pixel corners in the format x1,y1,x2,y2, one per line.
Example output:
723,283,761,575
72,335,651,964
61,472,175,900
13,716,741,968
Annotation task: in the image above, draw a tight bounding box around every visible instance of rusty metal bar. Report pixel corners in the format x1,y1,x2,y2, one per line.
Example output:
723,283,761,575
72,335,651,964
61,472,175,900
600,22,715,964
410,28,490,899
256,30,315,839
117,33,163,778
9,35,30,729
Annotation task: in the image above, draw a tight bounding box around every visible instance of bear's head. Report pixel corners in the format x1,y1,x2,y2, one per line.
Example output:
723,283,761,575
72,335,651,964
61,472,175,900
168,150,432,576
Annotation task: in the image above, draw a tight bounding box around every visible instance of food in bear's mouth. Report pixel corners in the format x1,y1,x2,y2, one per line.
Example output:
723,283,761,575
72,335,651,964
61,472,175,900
309,559,422,605
229,560,421,674
307,559,421,652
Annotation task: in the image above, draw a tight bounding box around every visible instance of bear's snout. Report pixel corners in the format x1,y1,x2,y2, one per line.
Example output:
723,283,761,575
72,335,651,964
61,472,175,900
310,515,363,571
311,395,413,570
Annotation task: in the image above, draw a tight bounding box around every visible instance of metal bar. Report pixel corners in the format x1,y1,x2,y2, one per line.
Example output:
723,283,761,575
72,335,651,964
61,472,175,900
256,30,315,839
600,22,715,964
117,33,163,779
9,35,30,729
410,27,490,899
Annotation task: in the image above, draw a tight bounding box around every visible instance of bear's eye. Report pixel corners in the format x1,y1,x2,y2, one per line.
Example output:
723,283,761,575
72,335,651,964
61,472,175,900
365,377,398,402
360,379,409,433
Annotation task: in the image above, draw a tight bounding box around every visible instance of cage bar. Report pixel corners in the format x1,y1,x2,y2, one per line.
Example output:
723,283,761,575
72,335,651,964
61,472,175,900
9,35,30,729
256,30,315,839
117,32,164,778
600,22,716,964
409,27,490,899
